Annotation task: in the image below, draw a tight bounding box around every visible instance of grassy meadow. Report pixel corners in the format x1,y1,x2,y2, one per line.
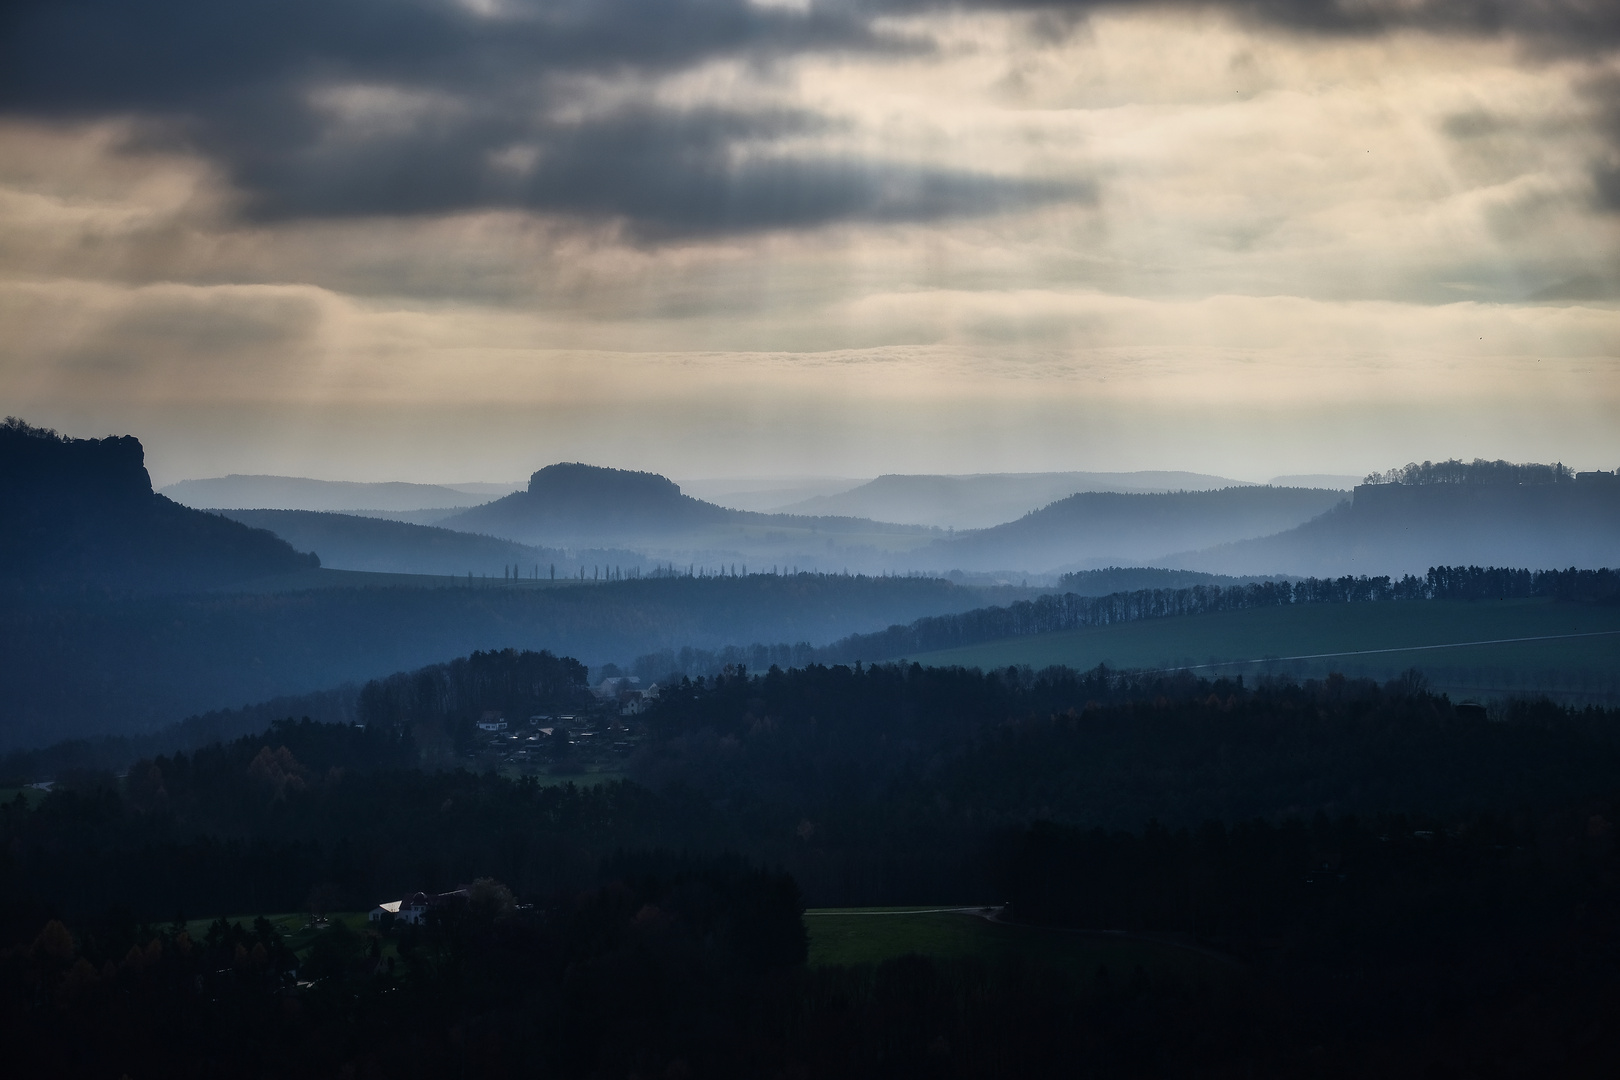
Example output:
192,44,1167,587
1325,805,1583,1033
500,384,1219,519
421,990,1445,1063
805,907,1235,982
903,598,1620,703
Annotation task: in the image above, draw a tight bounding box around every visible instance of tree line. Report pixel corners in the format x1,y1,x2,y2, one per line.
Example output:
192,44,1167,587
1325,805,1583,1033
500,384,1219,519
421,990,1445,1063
8,655,1620,1075
1362,457,1587,486
636,564,1620,678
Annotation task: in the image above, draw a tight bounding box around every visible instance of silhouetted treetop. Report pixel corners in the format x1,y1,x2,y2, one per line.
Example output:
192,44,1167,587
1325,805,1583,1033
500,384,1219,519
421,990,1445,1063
1363,458,1576,487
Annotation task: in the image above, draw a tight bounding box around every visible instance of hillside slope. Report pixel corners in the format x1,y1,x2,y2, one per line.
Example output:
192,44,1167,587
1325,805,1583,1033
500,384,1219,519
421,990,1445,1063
437,462,941,572
220,509,647,578
0,574,1044,748
1170,468,1620,577
161,474,515,512
441,463,735,547
779,470,1253,529
0,419,317,593
921,487,1346,573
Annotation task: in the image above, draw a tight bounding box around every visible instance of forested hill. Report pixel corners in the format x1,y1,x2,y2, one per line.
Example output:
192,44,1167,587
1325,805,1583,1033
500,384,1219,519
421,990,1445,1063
161,474,502,513
920,486,1345,573
776,470,1252,529
440,463,737,546
1170,460,1620,577
436,462,934,557
0,418,318,593
640,565,1620,677
0,572,1043,749
220,509,644,578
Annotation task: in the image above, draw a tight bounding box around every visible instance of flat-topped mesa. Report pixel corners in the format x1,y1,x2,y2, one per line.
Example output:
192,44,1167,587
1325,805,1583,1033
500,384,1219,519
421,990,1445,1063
527,462,686,502
443,462,732,547
1352,463,1620,515
0,418,317,592
0,420,152,505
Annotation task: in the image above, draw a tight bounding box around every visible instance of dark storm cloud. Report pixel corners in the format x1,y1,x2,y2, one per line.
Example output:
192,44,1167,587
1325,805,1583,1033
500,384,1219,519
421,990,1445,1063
217,101,1085,232
0,0,1615,234
0,0,963,233
0,0,889,111
955,0,1620,48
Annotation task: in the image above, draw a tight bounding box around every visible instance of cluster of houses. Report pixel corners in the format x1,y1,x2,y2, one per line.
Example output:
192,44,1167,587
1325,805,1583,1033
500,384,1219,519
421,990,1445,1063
467,677,656,738
476,710,586,733
368,886,470,926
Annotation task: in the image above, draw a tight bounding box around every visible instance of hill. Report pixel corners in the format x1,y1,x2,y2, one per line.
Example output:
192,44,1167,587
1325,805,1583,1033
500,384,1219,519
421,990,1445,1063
160,474,519,512
219,509,644,578
0,418,318,593
1169,460,1620,577
441,463,734,546
438,462,942,571
681,474,866,512
919,486,1345,574
903,598,1620,705
0,572,1045,749
778,470,1254,529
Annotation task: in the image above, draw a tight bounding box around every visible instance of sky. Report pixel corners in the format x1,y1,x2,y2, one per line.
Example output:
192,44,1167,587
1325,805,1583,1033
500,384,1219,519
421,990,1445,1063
1,0,1617,486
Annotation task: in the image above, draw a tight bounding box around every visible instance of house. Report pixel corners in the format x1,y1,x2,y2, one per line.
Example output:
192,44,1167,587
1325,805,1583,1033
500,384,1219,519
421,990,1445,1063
368,900,402,923
618,681,659,716
399,892,436,925
476,718,508,732
378,887,471,926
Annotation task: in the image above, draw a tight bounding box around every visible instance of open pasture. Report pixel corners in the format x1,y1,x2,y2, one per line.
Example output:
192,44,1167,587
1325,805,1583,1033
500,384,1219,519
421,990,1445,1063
805,907,1234,982
904,598,1620,703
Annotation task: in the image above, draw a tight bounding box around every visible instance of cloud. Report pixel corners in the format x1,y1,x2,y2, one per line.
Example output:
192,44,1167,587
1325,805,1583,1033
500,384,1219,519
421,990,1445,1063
2,0,1613,236
971,0,1620,50
218,101,1085,232
4,0,1033,234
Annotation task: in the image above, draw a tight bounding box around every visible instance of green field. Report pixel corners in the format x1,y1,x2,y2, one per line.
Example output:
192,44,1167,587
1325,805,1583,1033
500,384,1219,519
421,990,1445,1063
903,599,1620,703
805,908,1235,982
0,786,50,808
178,908,1227,985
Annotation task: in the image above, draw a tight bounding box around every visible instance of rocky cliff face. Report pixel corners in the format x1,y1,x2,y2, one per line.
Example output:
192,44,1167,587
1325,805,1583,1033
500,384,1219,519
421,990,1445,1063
0,420,317,593
0,426,153,505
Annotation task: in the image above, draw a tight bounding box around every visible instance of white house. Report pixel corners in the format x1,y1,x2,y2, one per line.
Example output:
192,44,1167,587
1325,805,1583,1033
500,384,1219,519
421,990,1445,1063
368,900,402,922
373,888,472,926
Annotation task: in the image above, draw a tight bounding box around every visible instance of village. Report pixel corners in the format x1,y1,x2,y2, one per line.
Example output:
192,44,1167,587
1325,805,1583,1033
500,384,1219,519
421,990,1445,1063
460,673,658,777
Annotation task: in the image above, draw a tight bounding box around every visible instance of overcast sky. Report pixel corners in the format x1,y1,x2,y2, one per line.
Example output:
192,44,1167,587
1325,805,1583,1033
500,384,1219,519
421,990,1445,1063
2,0,1617,485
